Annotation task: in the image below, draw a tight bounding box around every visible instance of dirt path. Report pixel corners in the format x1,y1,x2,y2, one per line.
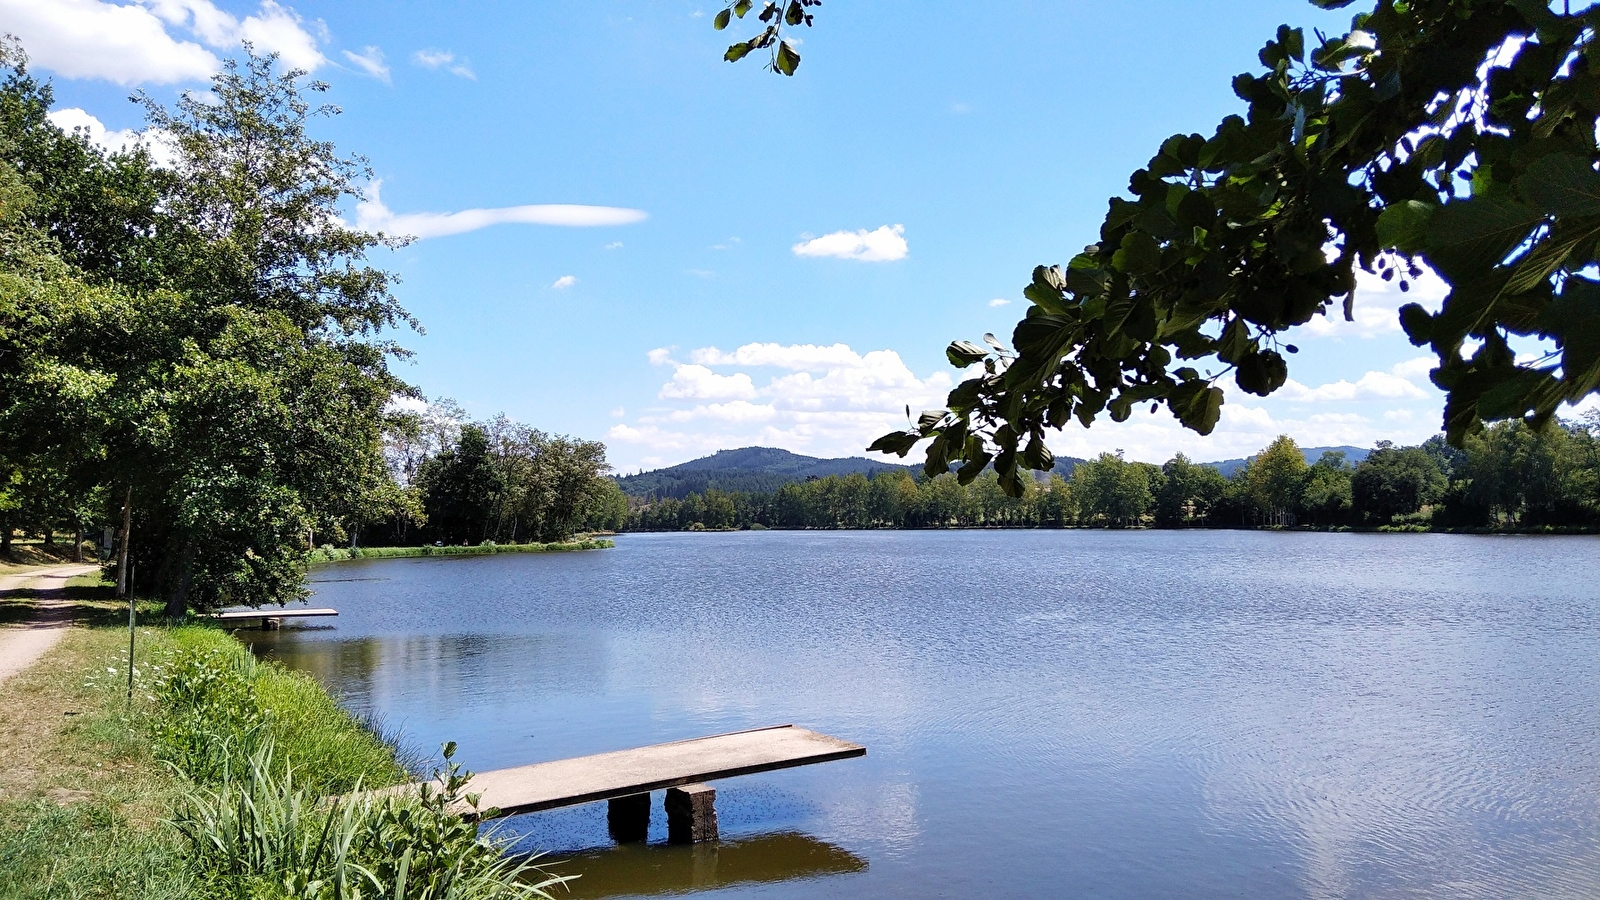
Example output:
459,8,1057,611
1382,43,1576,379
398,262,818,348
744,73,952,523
0,564,103,686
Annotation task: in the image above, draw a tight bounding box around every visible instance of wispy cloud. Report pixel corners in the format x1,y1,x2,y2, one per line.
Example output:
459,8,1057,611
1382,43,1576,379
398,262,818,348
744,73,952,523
988,298,1010,308
412,48,475,79
550,275,577,290
341,45,389,83
792,224,907,262
604,241,624,250
355,180,647,240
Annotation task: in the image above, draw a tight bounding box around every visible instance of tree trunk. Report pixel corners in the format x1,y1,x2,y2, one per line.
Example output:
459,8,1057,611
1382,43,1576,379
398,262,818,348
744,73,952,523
164,541,195,619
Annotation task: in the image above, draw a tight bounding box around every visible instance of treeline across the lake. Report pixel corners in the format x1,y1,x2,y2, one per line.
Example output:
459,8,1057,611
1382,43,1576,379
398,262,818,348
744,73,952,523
627,419,1600,532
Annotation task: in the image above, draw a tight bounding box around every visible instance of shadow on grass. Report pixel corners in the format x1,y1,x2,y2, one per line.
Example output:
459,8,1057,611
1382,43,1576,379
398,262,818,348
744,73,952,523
0,582,164,629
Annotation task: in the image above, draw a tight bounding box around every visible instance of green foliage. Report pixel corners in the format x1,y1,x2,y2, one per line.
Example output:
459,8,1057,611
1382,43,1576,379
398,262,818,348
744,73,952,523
1351,441,1447,523
1154,454,1228,526
1072,453,1160,527
154,627,404,795
175,742,563,900
715,1,819,75
1246,435,1310,526
864,2,1600,492
0,43,414,614
411,412,615,545
150,628,560,899
1299,451,1354,525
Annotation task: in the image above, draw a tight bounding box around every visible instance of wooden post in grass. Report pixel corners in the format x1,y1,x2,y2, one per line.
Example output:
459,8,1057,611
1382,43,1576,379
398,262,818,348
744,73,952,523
116,487,131,598
126,589,135,705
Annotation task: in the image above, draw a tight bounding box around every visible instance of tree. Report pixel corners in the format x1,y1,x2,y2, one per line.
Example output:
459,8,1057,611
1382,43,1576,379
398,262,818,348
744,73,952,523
1247,436,1309,526
1072,452,1156,527
1299,450,1354,526
1351,441,1446,523
854,2,1600,492
417,425,498,544
1154,453,1227,526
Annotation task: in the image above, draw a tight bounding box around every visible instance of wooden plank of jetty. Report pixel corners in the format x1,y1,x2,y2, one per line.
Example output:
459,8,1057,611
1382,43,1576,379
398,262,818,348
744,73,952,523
371,724,865,821
208,605,339,621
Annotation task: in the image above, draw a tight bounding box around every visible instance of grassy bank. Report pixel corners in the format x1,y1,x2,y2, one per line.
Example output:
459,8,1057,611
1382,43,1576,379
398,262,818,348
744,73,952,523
308,538,614,565
0,584,562,899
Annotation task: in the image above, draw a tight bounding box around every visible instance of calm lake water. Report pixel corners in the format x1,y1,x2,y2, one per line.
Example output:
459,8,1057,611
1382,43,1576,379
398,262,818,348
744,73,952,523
246,530,1600,899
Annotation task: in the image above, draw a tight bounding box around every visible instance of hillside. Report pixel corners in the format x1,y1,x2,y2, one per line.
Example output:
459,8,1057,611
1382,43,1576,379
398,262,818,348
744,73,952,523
1201,445,1370,478
616,447,915,498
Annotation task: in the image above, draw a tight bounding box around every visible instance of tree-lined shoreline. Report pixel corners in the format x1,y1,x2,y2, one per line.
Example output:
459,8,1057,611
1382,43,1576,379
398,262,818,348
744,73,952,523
625,419,1600,533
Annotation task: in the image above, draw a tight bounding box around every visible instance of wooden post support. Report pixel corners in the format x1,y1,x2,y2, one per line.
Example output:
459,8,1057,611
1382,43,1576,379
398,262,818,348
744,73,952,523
666,783,718,844
607,793,650,843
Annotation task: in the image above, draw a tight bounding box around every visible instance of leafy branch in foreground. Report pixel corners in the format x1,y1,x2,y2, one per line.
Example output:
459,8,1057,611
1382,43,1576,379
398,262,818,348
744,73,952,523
715,0,819,76
864,1,1600,495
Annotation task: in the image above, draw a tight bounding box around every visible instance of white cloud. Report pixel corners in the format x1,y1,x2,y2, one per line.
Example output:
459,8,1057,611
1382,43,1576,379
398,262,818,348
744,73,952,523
605,337,1465,471
1299,265,1449,339
45,108,179,167
690,342,864,371
657,365,758,401
354,180,647,240
1278,370,1428,402
411,48,475,79
604,241,624,250
341,45,389,83
792,224,908,262
550,275,577,290
228,0,325,71
5,0,328,85
609,342,953,466
988,298,1010,308
1390,356,1436,383
2,0,219,84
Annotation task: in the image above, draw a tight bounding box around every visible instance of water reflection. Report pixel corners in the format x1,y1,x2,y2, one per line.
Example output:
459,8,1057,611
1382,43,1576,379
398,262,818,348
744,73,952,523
542,832,866,899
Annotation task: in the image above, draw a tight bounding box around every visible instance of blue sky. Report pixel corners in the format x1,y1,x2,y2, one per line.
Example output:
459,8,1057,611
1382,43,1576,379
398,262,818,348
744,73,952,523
12,0,1478,470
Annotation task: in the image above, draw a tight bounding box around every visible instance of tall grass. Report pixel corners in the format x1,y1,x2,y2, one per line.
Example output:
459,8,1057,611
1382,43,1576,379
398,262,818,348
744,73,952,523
154,627,404,794
173,740,567,899
152,628,565,899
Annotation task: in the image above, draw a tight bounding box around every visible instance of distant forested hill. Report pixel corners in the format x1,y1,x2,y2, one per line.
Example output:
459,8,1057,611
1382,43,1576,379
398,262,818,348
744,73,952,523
1202,446,1370,478
616,447,916,498
617,446,1092,498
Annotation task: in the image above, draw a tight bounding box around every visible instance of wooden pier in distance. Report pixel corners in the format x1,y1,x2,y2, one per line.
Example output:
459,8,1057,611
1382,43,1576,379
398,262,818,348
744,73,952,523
368,724,866,844
207,607,338,629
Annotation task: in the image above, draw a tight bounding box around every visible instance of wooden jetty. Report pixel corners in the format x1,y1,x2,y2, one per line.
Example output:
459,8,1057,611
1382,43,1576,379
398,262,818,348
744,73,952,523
368,724,865,844
207,607,338,629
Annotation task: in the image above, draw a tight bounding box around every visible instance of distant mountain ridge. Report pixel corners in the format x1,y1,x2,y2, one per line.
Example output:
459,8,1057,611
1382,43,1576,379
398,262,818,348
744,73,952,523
616,444,1366,498
1200,445,1370,478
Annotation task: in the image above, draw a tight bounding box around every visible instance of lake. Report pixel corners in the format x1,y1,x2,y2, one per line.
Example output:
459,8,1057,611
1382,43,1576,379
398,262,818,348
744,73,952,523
246,530,1600,899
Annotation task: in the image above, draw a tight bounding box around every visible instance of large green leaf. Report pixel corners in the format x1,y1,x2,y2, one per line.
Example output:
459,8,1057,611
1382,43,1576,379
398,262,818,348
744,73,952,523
1424,197,1544,277
1375,200,1434,253
1517,154,1600,218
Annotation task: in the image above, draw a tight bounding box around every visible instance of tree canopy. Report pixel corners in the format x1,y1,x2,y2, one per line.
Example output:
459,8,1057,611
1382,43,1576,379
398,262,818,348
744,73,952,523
749,2,1600,494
